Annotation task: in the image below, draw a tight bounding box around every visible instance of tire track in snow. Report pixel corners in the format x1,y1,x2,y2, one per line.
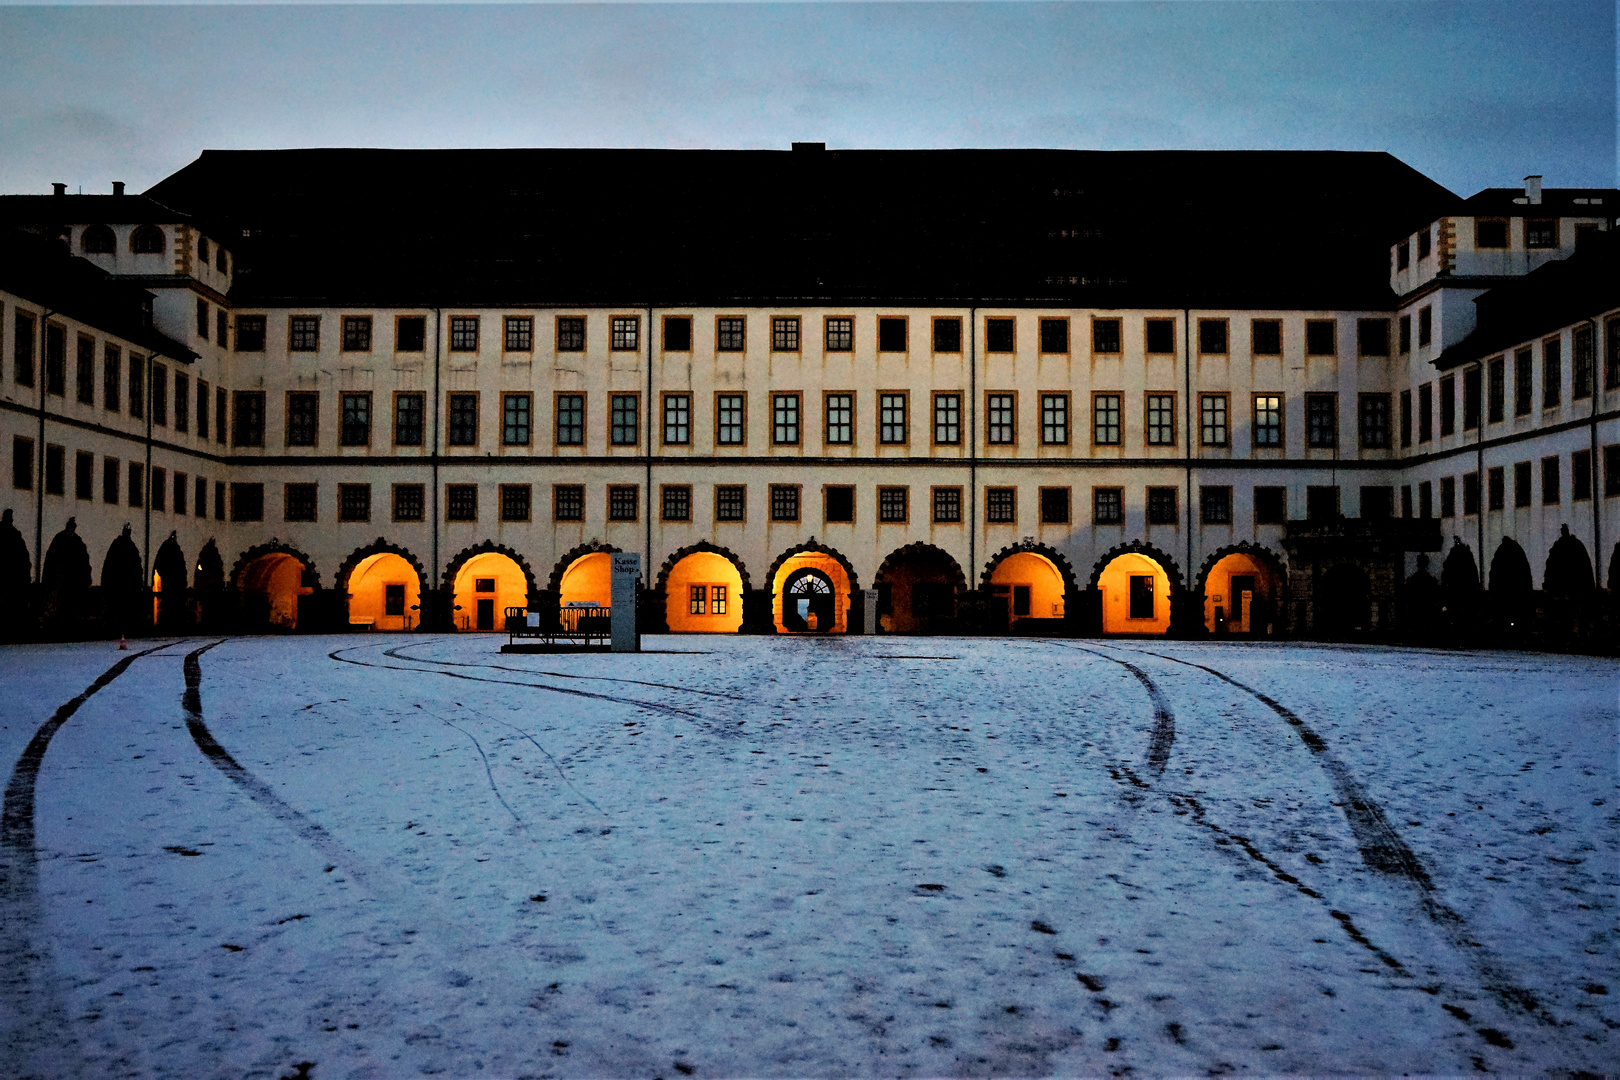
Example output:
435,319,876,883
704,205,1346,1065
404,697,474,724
384,640,746,700
1056,643,1175,777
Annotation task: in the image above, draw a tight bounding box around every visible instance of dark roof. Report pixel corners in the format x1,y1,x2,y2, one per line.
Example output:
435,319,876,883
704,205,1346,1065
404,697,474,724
0,228,197,361
0,193,192,228
1459,187,1619,216
140,148,1458,310
1435,232,1619,371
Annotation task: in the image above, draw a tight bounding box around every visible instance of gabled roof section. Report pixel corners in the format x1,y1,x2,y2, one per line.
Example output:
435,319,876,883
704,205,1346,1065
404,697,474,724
1459,187,1618,216
1435,233,1618,371
142,147,1458,310
0,228,197,361
0,193,192,228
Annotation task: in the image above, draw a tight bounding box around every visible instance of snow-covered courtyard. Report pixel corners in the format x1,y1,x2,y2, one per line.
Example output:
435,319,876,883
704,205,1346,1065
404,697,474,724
1,634,1615,1078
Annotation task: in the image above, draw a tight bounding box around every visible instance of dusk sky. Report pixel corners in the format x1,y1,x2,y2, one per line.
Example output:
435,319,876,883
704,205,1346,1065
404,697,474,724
0,1,1613,198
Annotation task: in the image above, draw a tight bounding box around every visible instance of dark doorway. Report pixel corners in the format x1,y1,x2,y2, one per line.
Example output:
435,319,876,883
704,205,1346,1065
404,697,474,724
385,584,406,617
782,568,835,632
1129,575,1155,619
1317,564,1371,637
477,597,495,630
1230,574,1256,632
1012,585,1031,617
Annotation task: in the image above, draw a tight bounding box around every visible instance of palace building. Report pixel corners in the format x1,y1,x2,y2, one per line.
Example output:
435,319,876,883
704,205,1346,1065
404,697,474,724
0,147,1615,643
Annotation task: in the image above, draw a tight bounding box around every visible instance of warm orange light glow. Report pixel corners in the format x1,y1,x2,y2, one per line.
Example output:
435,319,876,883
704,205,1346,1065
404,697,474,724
772,552,849,633
239,553,310,630
346,553,421,630
1202,552,1277,634
664,551,744,633
559,552,613,609
452,552,528,632
990,552,1066,627
1098,552,1170,635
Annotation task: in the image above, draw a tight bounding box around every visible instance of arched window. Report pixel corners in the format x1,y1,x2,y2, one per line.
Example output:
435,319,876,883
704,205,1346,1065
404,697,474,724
80,224,115,254
130,224,165,254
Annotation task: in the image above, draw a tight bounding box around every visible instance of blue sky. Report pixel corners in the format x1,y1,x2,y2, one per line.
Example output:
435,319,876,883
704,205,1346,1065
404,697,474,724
0,1,1613,197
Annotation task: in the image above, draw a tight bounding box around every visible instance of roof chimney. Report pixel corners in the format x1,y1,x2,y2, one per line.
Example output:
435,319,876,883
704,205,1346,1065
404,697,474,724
792,142,826,153
1524,175,1542,205
51,182,66,196
112,181,125,196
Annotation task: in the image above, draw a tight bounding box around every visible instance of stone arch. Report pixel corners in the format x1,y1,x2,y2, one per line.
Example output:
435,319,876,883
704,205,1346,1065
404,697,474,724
230,540,322,591
101,524,142,592
984,539,1081,594
43,518,91,593
0,508,30,600
1085,540,1181,594
194,539,226,592
442,540,538,599
876,542,967,590
656,541,752,593
130,224,164,255
1543,525,1594,595
336,538,427,595
153,532,187,591
1193,541,1285,595
766,538,860,593
1440,537,1480,593
875,543,967,634
1488,537,1533,595
546,540,622,593
1195,542,1286,636
80,224,116,254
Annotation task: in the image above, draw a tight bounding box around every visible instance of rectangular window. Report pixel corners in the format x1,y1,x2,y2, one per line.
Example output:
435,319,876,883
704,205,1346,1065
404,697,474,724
43,444,64,497
1515,347,1533,415
338,483,372,523
44,324,64,396
1487,356,1505,423
342,315,372,352
1039,318,1069,354
1606,445,1620,498
214,387,226,443
610,394,639,446
661,485,691,522
102,456,118,504
1041,393,1069,445
284,483,317,522
395,316,426,352
286,392,319,447
553,484,584,522
771,316,800,352
1308,485,1341,521
394,393,424,447
1254,486,1286,524
715,485,746,522
1147,486,1178,525
1039,487,1070,524
231,314,264,353
772,393,800,446
1398,238,1411,269
611,316,639,352
825,393,853,445
450,316,479,352
716,394,746,445
1358,394,1391,449
289,316,319,352
1251,319,1281,356
1365,485,1396,520
214,479,225,520
1439,376,1456,436
985,486,1015,524
555,393,584,446
931,486,960,524
150,364,167,425
824,317,853,352
505,316,533,352
1357,319,1390,357
1463,471,1480,515
986,393,1016,445
1463,367,1481,430
1093,393,1122,445
608,485,639,522
1198,319,1228,355
503,393,532,446
1200,485,1232,525
233,391,264,447
392,483,425,522
770,484,800,522
933,317,962,353
448,393,479,447
1514,462,1532,508
553,316,584,352
985,317,1015,353
663,394,690,445
1200,394,1228,447
174,373,189,433
1488,467,1505,511
1418,227,1432,260
128,356,144,419
663,316,692,351
710,585,729,616
826,485,856,523
879,393,907,445
1306,320,1336,356
173,471,187,515
1253,394,1282,447
1091,318,1121,354
716,316,746,352
75,335,94,404
1399,314,1411,354
230,482,263,522
1573,449,1592,501
934,393,962,445
1541,456,1560,504
1573,326,1594,399
1440,476,1456,518
1306,393,1337,448
1145,393,1176,446
688,585,707,616
879,486,910,523
878,317,908,352
1607,318,1620,390
446,484,478,522
1400,389,1412,448
128,461,143,507
1418,306,1432,348
341,392,371,447
13,312,35,386
102,345,121,412
1526,219,1558,249
1093,487,1123,525
1475,219,1508,248
1418,382,1433,442
1145,318,1175,354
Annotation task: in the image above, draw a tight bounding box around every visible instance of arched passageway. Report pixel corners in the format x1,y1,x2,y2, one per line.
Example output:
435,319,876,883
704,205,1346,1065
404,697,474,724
152,534,188,628
347,553,422,630
1202,551,1280,635
665,551,745,633
1316,563,1371,637
1098,552,1169,635
875,544,965,634
1489,537,1533,596
239,551,311,630
0,509,29,607
1544,526,1594,595
452,552,528,631
559,551,613,609
44,519,91,594
773,550,851,633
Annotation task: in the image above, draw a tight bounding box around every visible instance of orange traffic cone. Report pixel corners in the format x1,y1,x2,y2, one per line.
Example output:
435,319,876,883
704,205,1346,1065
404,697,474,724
118,634,128,651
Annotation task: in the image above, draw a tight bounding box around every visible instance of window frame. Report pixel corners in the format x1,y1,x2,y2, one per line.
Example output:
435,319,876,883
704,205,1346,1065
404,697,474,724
1144,318,1175,356
662,315,692,352
931,317,963,354
1040,391,1070,447
554,391,586,448
1092,486,1124,526
445,483,479,523
930,485,962,524
502,392,533,447
1146,486,1179,526
661,392,691,446
876,316,909,354
770,316,801,353
1038,486,1071,525
1197,318,1229,357
284,482,318,523
715,315,747,353
341,315,373,353
1251,318,1282,357
1199,485,1233,525
714,484,747,523
1358,393,1391,450
985,317,1016,354
393,391,425,448
1357,318,1391,358
984,486,1016,525
714,392,747,447
1305,392,1338,449
607,484,640,522
1144,391,1177,447
1474,218,1509,249
285,390,320,448
661,484,692,522
824,316,854,353
395,315,427,353
504,315,534,353
555,315,586,353
824,391,854,446
337,482,372,523
609,392,640,448
553,483,585,523
1038,317,1070,355
824,484,857,524
610,315,640,353
932,391,963,447
288,315,320,353
985,390,1017,447
1199,393,1229,448
772,392,801,447
1305,319,1337,357
1091,391,1123,447
769,483,801,523
391,482,426,523
340,391,373,448
877,485,910,524
877,391,909,447
1251,393,1283,449
446,391,480,448
234,314,267,353
232,390,265,448
1091,317,1122,356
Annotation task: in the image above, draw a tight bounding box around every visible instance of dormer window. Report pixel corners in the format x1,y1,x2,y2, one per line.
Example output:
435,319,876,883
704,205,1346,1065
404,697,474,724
1526,219,1558,249
80,225,115,254
1475,219,1509,249
131,224,164,254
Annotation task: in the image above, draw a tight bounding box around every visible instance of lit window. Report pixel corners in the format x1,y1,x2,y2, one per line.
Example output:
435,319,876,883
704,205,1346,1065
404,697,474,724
1093,394,1121,445
611,316,639,351
934,393,961,445
986,393,1015,445
1145,393,1175,446
1253,395,1282,447
503,394,531,446
879,394,907,444
773,394,800,445
716,394,745,445
772,317,800,352
556,394,584,446
717,317,746,351
825,393,853,444
611,394,638,446
663,394,690,445
1200,394,1227,447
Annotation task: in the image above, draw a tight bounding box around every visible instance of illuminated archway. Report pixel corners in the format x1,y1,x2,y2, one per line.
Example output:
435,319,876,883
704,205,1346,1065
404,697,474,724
772,550,851,633
989,551,1066,629
665,551,745,633
559,551,614,609
239,552,310,630
1199,548,1282,635
1098,552,1171,635
346,553,422,630
152,533,188,628
452,552,529,632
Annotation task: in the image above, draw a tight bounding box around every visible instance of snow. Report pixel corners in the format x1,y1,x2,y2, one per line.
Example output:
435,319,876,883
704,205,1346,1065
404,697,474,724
1,634,1615,1078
